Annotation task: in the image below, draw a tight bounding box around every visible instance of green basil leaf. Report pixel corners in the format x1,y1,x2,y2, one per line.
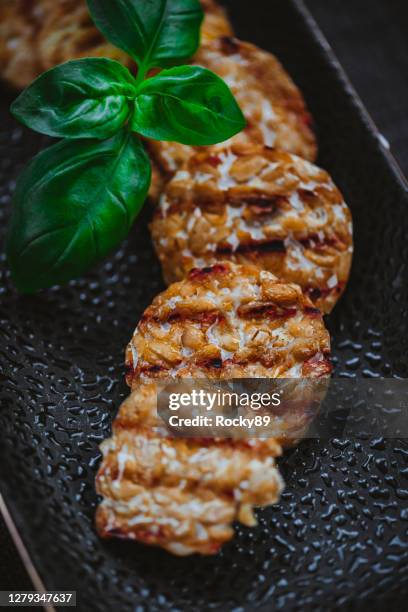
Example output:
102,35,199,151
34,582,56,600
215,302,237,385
10,58,137,139
6,130,151,292
87,0,203,68
131,65,246,145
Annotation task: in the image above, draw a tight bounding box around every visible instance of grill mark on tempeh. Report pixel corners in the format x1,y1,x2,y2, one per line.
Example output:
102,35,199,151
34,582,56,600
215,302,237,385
216,232,347,257
195,356,224,369
301,233,348,250
140,301,313,328
305,281,345,302
304,306,322,318
141,310,225,327
162,194,290,218
139,298,321,331
231,194,289,212
237,303,298,320
217,239,286,255
188,263,230,281
110,425,275,456
219,35,241,55
131,348,328,378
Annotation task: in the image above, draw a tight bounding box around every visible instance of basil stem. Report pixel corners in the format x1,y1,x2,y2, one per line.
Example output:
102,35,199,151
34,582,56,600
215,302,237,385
8,0,248,291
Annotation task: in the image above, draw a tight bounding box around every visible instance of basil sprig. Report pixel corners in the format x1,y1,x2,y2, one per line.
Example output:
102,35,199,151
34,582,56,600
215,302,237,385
8,0,245,292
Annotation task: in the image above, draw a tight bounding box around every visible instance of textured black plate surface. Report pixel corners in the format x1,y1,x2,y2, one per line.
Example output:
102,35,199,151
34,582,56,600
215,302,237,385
1,0,408,610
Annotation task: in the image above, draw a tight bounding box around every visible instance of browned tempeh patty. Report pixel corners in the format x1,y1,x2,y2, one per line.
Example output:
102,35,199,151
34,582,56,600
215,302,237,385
150,144,353,313
96,382,284,556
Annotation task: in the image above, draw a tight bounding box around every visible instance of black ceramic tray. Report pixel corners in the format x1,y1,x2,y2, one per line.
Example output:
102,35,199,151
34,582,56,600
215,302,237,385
1,0,408,610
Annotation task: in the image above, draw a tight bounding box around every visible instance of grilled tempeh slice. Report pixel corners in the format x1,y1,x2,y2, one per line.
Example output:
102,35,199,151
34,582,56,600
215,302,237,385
126,261,332,385
97,263,331,555
150,144,353,313
147,36,317,183
96,383,284,556
0,0,232,88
